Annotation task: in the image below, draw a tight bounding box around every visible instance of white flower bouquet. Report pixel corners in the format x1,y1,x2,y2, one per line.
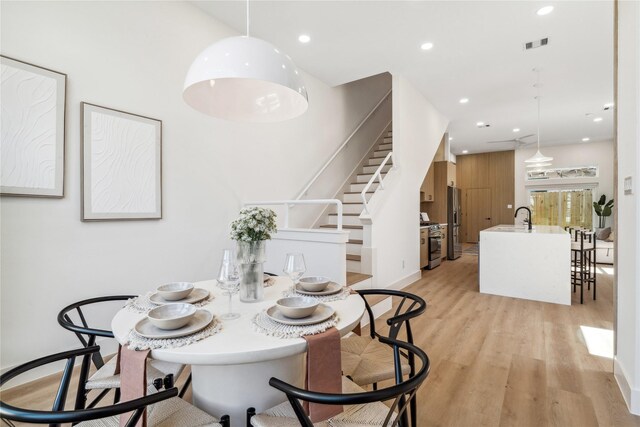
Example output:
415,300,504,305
230,207,277,242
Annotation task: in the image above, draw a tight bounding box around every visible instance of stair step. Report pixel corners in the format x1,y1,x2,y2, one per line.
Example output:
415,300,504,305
344,191,374,194
328,213,359,216
350,182,379,192
362,164,392,174
347,254,361,262
346,272,372,286
348,239,363,245
378,143,392,150
319,224,363,229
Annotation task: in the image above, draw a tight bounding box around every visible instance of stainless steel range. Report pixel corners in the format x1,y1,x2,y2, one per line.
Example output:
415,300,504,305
422,222,443,270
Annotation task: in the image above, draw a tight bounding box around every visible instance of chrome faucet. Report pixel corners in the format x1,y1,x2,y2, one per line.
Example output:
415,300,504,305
515,206,532,230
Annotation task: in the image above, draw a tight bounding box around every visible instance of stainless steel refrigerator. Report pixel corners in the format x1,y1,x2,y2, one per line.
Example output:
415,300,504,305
447,186,462,259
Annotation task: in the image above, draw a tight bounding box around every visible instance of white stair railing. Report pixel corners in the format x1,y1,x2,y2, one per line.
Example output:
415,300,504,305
296,89,392,200
244,199,344,230
361,152,393,214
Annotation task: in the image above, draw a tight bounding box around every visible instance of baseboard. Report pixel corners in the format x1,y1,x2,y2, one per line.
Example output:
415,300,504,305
614,356,640,415
383,270,422,291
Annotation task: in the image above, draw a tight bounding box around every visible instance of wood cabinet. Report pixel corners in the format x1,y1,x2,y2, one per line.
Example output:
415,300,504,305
420,163,435,202
424,161,456,224
420,229,428,268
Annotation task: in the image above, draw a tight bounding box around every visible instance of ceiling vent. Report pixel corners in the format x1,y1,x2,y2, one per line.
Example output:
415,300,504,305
524,38,549,50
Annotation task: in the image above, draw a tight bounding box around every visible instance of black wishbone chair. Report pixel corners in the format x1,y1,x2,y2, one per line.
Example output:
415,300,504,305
0,346,229,427
248,337,430,427
341,289,426,425
57,296,188,409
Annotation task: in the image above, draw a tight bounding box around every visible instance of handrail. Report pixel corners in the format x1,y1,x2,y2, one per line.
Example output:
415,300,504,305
296,89,392,200
361,152,393,214
244,199,343,230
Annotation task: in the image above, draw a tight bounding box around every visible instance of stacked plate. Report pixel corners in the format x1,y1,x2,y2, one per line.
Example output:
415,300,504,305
136,282,214,339
294,276,343,296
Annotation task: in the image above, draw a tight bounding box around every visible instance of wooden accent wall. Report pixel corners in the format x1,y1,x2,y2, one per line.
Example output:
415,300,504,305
456,151,515,242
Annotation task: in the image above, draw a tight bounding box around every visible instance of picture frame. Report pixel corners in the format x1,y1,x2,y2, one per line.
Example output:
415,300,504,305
81,102,162,221
1,55,66,197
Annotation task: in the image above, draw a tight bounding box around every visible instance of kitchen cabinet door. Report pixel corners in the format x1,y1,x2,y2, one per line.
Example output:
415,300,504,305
421,164,435,202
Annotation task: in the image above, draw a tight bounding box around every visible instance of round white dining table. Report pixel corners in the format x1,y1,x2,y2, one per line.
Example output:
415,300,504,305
111,277,365,427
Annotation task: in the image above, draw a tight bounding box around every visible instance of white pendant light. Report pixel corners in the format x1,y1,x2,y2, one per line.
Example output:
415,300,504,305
183,1,308,122
525,69,553,164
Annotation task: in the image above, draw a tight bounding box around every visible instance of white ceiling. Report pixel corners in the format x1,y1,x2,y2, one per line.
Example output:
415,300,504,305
193,1,614,155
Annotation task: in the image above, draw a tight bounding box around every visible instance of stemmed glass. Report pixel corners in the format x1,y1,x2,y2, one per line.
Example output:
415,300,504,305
217,249,241,320
283,253,306,285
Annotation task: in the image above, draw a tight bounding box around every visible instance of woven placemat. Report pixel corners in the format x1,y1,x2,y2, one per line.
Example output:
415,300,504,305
125,319,222,350
124,291,214,313
253,311,339,339
282,285,351,303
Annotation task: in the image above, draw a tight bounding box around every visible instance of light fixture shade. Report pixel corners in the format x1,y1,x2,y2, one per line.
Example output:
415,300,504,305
526,162,552,168
524,150,553,163
183,36,309,122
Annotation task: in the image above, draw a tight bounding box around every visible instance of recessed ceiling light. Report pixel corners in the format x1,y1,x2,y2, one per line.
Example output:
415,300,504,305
593,117,603,122
537,6,554,16
582,137,590,142
462,150,469,154
298,34,311,43
513,128,520,132
420,42,434,51
459,98,469,104
476,121,484,126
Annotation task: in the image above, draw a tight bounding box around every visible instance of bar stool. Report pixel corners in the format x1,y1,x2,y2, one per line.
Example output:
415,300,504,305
567,227,597,304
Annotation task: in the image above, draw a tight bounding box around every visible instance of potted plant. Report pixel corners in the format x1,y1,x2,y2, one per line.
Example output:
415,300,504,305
593,194,614,229
230,207,277,302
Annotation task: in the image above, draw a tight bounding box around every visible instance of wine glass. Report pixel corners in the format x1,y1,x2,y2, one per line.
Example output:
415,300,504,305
283,253,306,285
217,249,241,320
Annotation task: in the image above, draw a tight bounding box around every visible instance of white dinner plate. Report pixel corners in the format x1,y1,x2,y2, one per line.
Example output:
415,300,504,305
149,288,210,305
134,309,214,339
294,282,343,296
266,304,335,326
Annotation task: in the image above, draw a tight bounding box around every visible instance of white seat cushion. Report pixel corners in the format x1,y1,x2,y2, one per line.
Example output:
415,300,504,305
250,377,395,427
86,356,185,390
77,396,222,426
341,335,411,386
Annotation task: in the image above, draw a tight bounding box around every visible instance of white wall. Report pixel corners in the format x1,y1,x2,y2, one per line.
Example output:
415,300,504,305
514,140,614,227
0,1,390,373
614,0,640,415
365,75,448,288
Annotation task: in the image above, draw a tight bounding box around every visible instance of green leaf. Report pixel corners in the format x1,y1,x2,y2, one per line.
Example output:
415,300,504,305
598,194,606,205
593,202,602,215
602,206,612,217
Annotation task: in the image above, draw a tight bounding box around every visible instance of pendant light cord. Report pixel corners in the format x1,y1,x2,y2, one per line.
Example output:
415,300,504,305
246,0,250,37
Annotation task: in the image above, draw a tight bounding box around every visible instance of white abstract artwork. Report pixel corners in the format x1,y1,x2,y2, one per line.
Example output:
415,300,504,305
1,56,66,197
82,103,161,220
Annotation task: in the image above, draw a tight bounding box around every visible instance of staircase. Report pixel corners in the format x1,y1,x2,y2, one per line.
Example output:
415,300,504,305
319,128,393,274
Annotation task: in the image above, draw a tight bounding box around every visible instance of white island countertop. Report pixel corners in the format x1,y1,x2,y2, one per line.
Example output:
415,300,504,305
479,224,571,305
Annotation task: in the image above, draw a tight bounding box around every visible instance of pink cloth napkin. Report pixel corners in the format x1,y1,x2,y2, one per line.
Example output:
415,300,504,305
303,327,343,422
115,345,151,427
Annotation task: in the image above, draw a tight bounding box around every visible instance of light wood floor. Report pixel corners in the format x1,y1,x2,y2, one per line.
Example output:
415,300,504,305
2,254,639,426
399,254,639,427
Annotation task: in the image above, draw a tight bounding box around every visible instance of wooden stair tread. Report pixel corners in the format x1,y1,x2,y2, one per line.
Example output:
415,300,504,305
348,239,363,244
342,202,364,205
346,254,361,261
320,224,363,229
345,191,374,194
346,272,372,286
328,213,359,216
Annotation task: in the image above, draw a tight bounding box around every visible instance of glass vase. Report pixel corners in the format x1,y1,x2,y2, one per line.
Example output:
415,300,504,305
236,240,266,302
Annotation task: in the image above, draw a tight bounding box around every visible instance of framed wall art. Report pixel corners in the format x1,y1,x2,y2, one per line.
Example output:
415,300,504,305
1,55,66,197
81,103,162,221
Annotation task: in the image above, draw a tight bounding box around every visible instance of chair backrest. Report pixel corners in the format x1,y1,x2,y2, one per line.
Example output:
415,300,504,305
0,346,177,427
357,289,426,344
268,336,430,427
57,295,135,370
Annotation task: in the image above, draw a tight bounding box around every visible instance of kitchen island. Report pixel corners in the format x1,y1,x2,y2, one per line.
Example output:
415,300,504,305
479,224,571,305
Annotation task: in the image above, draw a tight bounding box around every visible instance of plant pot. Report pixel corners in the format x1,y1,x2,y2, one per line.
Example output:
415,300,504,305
237,240,266,303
